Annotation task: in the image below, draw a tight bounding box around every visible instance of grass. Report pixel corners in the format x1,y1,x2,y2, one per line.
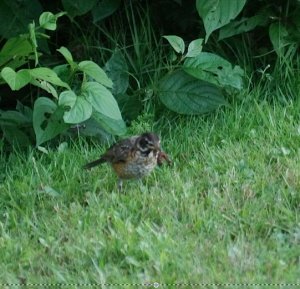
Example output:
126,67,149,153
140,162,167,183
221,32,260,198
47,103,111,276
1,91,299,287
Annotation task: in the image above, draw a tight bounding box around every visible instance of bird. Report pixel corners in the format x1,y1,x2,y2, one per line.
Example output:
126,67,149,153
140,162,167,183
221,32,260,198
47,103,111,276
83,132,171,191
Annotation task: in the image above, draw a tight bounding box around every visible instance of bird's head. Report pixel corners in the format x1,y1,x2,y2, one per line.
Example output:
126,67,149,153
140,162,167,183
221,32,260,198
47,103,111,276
136,132,161,153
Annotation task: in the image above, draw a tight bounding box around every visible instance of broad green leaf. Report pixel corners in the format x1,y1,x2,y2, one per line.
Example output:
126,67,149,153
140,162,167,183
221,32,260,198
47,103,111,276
222,65,244,90
0,37,33,67
2,126,32,147
78,61,113,88
196,0,247,42
29,67,71,90
0,103,33,146
16,101,33,121
82,82,122,120
114,93,142,121
219,14,268,40
163,35,185,54
0,110,31,126
39,12,67,30
0,0,43,38
57,47,75,67
92,0,121,22
79,117,112,138
105,50,129,95
39,12,56,30
62,0,97,17
1,67,31,90
158,70,226,114
183,52,244,90
53,64,71,83
33,97,69,146
92,111,126,136
59,90,92,123
0,58,27,72
269,22,290,55
0,102,32,126
186,39,203,58
59,90,77,107
63,97,92,124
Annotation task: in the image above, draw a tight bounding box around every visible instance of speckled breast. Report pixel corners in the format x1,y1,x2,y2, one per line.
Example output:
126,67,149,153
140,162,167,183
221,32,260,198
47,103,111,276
112,150,158,179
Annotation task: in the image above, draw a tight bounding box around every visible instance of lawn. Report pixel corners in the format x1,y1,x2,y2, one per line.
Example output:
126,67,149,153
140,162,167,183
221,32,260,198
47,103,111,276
0,93,299,287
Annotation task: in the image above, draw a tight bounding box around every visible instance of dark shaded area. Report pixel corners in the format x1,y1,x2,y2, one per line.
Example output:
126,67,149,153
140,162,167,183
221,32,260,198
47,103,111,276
0,0,300,149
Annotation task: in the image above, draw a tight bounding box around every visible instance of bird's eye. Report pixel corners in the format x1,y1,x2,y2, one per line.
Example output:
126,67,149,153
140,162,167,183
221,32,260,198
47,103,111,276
139,138,148,147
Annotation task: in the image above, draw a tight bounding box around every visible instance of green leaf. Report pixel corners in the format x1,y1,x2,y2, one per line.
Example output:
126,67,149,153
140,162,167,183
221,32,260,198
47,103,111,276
59,90,77,107
0,110,31,126
63,97,92,124
82,82,122,120
33,97,69,146
92,0,121,22
92,111,126,136
219,14,268,40
105,50,129,95
183,52,244,90
59,90,92,123
2,126,32,147
53,64,71,83
57,47,75,67
0,37,33,67
158,70,226,115
163,35,185,54
0,104,33,147
0,102,32,129
269,22,290,55
29,67,71,90
186,39,203,58
30,79,58,99
39,12,67,31
0,0,43,38
39,12,56,30
196,0,247,42
114,93,142,121
37,146,49,154
16,101,33,121
62,0,97,18
78,60,113,88
79,117,112,138
28,22,38,66
1,67,31,90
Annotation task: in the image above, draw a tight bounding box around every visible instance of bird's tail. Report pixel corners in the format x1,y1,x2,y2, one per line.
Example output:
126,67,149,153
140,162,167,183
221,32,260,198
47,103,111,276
83,158,106,170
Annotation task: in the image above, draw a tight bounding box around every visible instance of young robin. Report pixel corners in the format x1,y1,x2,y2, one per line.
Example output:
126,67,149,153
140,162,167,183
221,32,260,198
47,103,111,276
83,132,170,191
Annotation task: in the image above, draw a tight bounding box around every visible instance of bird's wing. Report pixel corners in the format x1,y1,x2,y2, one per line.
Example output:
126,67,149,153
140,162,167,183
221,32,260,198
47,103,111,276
102,136,138,163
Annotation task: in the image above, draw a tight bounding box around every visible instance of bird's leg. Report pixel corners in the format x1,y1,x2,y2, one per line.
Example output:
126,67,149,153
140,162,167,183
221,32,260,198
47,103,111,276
117,179,123,192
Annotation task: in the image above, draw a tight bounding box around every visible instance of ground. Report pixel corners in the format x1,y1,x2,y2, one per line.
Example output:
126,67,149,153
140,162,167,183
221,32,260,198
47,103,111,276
0,95,299,287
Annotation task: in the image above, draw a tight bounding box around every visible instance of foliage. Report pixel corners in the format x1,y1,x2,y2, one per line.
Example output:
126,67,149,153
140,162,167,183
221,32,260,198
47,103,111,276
159,35,243,114
0,12,125,147
196,0,247,42
1,0,300,148
158,69,227,115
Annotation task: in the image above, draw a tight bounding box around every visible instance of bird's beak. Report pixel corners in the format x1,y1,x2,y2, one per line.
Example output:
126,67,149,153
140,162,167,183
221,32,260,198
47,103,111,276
154,144,161,152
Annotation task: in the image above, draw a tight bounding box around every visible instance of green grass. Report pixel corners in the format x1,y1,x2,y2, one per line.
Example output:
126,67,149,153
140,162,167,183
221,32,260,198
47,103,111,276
1,93,300,287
